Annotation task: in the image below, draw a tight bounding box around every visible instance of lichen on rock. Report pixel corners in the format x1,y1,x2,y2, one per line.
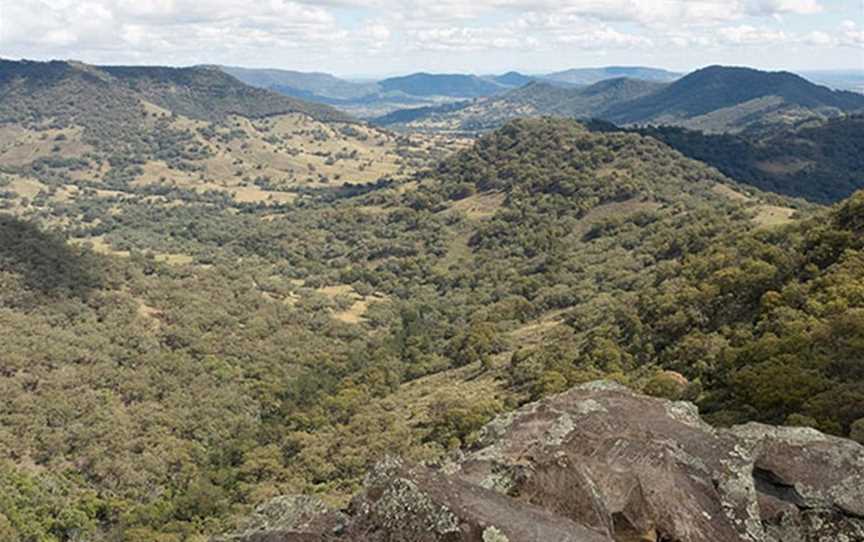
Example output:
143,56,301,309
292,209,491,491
226,381,864,542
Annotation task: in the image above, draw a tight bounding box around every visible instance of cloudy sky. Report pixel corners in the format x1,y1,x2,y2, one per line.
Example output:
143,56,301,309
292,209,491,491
1,0,862,77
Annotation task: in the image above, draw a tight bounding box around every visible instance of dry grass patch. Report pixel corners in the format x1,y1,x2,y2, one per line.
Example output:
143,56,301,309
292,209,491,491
509,310,567,347
712,183,753,202
71,236,131,258
753,205,796,227
0,126,92,167
5,176,47,199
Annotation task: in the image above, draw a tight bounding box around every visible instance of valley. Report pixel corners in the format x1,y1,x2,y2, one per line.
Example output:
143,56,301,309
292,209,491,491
0,57,862,541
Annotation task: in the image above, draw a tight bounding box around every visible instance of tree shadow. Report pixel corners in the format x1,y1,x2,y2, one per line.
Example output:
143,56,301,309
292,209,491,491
0,215,102,299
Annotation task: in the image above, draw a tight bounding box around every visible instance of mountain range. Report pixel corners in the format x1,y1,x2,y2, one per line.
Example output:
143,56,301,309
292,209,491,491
221,65,684,117
379,66,864,134
221,64,863,121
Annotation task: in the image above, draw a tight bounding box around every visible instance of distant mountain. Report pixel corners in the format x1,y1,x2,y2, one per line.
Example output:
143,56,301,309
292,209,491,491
374,78,666,130
543,66,680,85
378,73,505,98
606,65,864,132
386,65,864,134
219,66,379,101
799,70,864,94
487,71,536,87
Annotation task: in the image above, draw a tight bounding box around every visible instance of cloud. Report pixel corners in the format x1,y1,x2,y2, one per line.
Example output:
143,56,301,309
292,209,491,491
717,25,788,45
408,27,531,52
839,20,864,48
0,0,856,73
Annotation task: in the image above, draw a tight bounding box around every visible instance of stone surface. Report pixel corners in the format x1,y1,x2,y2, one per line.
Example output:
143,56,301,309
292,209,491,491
226,381,864,542
456,381,864,542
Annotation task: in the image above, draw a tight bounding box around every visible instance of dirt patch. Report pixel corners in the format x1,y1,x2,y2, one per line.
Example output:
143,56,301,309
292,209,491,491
333,294,387,324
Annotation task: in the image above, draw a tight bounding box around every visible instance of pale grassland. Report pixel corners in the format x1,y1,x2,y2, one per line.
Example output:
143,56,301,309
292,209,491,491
712,183,753,201
713,183,796,227
0,125,92,167
753,205,796,227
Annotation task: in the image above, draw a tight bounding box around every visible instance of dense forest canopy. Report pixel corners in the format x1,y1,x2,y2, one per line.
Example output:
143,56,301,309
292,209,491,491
621,115,864,204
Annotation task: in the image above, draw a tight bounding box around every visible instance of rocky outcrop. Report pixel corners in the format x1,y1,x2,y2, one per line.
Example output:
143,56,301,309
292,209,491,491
225,381,864,542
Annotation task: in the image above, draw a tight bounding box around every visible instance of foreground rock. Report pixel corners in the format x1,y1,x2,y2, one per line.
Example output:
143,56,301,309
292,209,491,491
225,381,864,542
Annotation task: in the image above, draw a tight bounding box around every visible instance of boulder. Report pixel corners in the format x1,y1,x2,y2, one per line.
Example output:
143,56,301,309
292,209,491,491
455,381,864,542
226,381,864,542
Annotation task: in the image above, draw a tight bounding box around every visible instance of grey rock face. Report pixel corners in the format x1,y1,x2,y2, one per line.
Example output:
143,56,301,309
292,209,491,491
456,382,864,542
225,381,864,542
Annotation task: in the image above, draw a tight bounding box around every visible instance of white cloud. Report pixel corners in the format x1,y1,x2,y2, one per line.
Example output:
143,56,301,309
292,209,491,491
717,25,788,45
803,30,834,46
0,0,857,73
839,20,864,48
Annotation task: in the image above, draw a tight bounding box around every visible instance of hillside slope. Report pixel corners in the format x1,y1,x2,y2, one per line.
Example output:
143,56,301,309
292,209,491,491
0,59,468,211
626,114,864,203
0,60,353,125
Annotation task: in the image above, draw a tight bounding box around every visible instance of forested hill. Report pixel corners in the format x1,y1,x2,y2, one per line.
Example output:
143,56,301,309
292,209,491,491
0,59,353,124
3,117,863,541
605,65,864,132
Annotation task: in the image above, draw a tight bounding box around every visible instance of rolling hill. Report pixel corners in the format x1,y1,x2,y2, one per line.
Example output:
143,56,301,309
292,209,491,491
486,71,536,87
0,58,465,212
2,103,833,539
221,66,689,118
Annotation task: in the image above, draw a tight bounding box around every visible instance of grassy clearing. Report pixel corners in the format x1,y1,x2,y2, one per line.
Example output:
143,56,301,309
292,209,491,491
753,205,796,227
712,183,753,202
448,192,506,220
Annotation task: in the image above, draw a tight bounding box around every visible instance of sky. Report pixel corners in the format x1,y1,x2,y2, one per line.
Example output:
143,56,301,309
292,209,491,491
1,0,862,77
